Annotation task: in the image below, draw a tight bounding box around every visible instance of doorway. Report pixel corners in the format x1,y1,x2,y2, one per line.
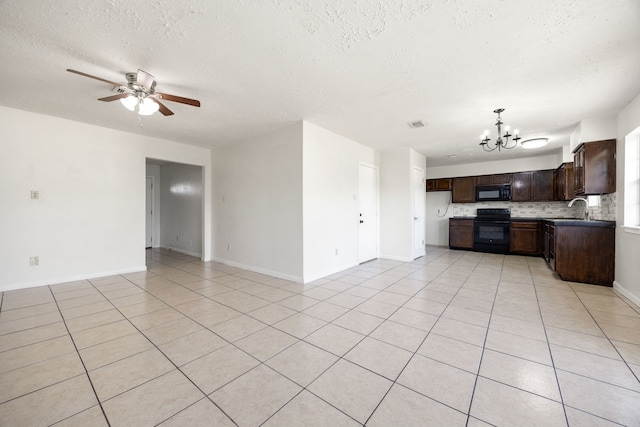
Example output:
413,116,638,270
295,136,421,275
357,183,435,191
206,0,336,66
358,163,379,263
145,159,204,260
145,176,153,248
413,167,426,259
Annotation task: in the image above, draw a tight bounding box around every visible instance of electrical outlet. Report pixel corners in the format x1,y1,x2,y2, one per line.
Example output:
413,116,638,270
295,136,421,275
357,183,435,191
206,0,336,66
227,244,231,252
31,190,39,199
30,256,39,266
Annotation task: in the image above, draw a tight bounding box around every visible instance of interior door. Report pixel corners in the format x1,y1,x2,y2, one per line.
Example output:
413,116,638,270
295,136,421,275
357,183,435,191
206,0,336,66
145,176,153,248
358,163,378,263
413,167,426,258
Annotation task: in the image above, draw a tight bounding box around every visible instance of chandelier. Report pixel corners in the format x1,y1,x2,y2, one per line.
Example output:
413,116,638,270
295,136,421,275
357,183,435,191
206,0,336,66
479,108,521,152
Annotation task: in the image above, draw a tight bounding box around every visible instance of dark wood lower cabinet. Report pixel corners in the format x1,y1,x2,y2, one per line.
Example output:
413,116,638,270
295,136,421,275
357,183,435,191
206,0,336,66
543,220,615,286
449,218,474,250
448,218,615,286
510,221,542,255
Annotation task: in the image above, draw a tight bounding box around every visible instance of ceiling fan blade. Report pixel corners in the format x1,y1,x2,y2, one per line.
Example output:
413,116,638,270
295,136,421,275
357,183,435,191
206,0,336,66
154,99,174,116
98,93,131,102
136,69,155,91
66,69,122,86
156,92,201,107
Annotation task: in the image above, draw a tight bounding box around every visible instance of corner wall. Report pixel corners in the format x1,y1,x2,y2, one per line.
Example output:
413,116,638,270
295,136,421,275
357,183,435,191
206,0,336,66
212,123,304,282
302,121,377,282
615,92,640,305
0,106,212,291
380,149,425,261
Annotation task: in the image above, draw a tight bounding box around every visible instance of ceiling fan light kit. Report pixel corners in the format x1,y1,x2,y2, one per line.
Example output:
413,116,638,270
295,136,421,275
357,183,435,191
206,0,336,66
66,68,201,117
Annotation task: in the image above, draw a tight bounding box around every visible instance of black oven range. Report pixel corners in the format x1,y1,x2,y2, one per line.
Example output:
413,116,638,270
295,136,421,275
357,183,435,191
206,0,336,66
474,208,511,254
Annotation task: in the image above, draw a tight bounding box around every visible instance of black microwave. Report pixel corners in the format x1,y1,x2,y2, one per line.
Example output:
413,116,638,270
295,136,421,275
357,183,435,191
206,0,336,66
476,184,511,201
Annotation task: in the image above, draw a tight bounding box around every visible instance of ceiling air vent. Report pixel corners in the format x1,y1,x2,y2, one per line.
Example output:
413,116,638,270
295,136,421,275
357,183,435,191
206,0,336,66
408,120,425,128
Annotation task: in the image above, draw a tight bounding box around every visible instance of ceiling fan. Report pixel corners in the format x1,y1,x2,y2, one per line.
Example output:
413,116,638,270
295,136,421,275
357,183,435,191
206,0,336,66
66,68,201,116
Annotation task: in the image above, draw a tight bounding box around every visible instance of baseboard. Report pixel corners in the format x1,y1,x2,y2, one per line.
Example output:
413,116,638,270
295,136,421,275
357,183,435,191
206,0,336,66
379,254,414,262
211,257,303,284
613,281,640,308
0,266,148,292
162,246,203,259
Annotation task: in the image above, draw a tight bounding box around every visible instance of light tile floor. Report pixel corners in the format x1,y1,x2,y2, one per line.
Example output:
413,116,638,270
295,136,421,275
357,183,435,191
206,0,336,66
1,247,640,426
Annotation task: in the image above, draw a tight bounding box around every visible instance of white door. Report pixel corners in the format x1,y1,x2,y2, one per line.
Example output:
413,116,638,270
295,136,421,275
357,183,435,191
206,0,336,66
145,176,153,248
413,167,426,258
358,164,378,263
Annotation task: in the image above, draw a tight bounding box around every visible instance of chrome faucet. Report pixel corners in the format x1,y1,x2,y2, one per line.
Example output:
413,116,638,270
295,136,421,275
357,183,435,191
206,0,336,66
568,197,589,220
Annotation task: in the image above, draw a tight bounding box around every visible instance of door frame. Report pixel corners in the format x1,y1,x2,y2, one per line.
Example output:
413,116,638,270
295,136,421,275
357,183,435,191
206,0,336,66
145,175,154,248
357,162,380,264
412,166,426,259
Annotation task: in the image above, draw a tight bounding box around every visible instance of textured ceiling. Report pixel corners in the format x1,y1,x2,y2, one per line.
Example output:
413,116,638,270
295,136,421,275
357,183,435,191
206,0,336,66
1,0,639,166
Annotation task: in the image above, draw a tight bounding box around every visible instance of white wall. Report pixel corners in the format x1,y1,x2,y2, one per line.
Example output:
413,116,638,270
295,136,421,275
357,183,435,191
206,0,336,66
581,116,617,144
426,192,453,246
426,153,562,179
212,123,303,281
302,121,377,282
159,163,203,257
0,106,212,291
615,92,640,305
379,149,417,261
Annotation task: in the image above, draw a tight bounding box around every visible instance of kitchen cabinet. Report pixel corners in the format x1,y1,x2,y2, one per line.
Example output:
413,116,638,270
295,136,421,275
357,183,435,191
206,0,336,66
543,222,555,270
532,169,554,201
511,172,532,202
426,178,452,192
554,162,575,201
573,139,616,195
452,177,475,203
510,220,542,255
476,173,512,185
449,218,474,249
544,220,615,286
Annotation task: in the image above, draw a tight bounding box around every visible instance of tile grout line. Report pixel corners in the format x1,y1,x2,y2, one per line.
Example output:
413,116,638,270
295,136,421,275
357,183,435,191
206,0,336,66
359,252,486,425
47,284,112,427
262,250,460,426
86,272,243,426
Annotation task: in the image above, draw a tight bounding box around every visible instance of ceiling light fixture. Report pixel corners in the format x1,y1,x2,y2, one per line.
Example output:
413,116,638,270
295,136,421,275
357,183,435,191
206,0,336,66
479,108,520,152
119,93,159,115
520,138,549,149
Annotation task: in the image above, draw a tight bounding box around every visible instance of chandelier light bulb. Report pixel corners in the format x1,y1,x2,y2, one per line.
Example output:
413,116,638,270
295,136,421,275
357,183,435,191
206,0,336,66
479,108,521,152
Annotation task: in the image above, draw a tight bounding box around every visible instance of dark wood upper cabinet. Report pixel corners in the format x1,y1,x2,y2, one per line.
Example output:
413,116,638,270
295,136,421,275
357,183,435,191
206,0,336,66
452,177,475,203
475,173,512,185
554,162,575,200
573,139,616,195
511,172,532,202
426,178,452,192
532,169,554,201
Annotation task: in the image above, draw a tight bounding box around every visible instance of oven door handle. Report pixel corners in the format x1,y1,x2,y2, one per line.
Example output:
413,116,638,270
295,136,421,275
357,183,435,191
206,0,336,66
474,220,510,224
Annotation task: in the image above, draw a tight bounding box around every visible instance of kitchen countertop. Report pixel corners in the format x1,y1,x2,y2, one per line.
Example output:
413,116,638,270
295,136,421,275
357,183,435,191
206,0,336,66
451,216,616,227
542,218,616,227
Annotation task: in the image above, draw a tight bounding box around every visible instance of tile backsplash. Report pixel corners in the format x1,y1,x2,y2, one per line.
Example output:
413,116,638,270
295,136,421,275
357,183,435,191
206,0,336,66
452,193,617,221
